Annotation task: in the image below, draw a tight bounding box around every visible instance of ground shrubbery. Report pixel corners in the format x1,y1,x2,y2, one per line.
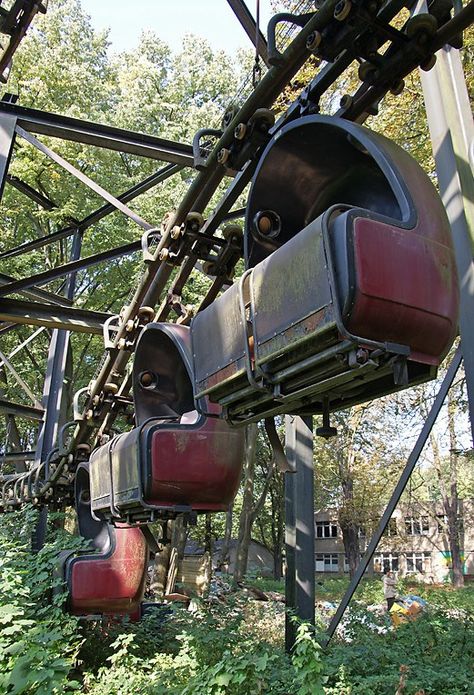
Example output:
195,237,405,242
0,508,84,694
1,509,473,694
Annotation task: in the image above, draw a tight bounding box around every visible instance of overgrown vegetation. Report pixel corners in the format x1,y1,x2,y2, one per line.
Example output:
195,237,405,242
0,1,473,693
1,509,473,694
0,509,83,694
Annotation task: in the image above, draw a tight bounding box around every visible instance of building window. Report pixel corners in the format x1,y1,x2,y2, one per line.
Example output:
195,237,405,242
406,552,431,573
437,514,463,534
316,554,339,572
437,514,448,533
315,521,338,539
382,518,398,537
374,552,399,573
405,516,429,535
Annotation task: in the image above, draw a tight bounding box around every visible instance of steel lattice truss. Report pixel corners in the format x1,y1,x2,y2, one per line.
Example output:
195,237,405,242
0,2,473,636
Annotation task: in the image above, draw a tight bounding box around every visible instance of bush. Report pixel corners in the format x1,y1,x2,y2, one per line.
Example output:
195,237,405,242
1,510,472,695
0,507,84,694
326,605,474,694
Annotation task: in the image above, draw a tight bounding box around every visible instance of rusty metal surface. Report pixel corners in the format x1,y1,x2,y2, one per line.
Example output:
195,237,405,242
251,214,333,355
192,281,246,386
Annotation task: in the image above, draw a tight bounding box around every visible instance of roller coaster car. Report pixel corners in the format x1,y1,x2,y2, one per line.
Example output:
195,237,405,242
58,465,148,617
89,324,245,523
191,116,459,424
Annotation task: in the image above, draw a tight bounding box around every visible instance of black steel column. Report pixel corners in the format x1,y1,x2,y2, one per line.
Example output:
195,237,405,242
285,415,315,652
32,231,82,551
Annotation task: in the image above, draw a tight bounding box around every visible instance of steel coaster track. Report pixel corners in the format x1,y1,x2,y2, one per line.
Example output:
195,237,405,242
0,0,472,510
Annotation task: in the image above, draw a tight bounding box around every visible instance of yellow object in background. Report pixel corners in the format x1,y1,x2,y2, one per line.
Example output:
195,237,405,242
390,598,424,626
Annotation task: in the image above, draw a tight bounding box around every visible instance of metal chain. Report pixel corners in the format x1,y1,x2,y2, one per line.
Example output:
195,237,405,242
252,0,262,86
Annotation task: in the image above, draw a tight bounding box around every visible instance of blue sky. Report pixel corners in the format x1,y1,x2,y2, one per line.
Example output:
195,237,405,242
81,0,274,56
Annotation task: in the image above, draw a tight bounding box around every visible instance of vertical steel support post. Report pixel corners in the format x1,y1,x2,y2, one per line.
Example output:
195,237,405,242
32,231,82,551
419,37,474,443
285,415,315,652
0,112,16,200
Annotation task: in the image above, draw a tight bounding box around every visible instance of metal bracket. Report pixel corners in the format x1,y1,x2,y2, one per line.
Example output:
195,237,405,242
141,227,162,262
102,314,121,350
192,128,222,170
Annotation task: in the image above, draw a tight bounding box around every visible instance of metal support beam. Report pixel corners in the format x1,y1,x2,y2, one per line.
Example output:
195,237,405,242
0,1,46,82
0,326,45,368
0,101,194,166
0,225,77,261
0,164,180,261
0,346,41,406
77,163,180,231
0,297,111,334
0,398,43,421
16,126,154,231
0,112,16,199
2,450,35,463
6,174,56,210
33,231,82,550
325,347,462,642
419,39,474,443
285,415,315,652
0,272,73,305
0,239,142,296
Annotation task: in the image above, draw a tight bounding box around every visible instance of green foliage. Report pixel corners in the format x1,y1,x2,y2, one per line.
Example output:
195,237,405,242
0,508,84,694
326,605,474,695
292,621,327,695
0,515,472,695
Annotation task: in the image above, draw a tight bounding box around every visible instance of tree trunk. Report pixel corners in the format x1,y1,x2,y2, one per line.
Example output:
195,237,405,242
233,423,258,583
270,474,284,580
151,542,171,598
151,519,187,597
171,515,188,561
339,469,360,578
273,540,283,580
429,392,465,588
446,502,464,587
204,513,213,555
340,518,360,578
217,505,233,572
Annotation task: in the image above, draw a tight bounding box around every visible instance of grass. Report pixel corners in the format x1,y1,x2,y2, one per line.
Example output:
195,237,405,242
250,575,474,611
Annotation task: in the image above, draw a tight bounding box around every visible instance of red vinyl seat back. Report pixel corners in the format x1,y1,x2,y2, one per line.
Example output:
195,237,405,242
68,524,147,616
64,465,148,616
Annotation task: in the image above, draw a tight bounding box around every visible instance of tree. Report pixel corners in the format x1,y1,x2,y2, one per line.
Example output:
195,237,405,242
314,400,408,578
0,0,244,456
397,357,474,587
252,423,286,579
233,423,277,582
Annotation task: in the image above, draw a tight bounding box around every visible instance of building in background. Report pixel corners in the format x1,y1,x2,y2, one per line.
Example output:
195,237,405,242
314,501,474,582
